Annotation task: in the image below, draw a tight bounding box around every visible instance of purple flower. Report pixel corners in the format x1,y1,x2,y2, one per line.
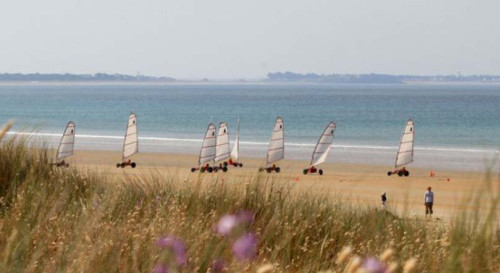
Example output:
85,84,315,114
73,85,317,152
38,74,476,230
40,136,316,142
211,258,227,273
232,233,258,261
236,211,254,224
216,214,239,236
216,211,254,236
156,236,187,266
153,264,169,273
362,257,388,273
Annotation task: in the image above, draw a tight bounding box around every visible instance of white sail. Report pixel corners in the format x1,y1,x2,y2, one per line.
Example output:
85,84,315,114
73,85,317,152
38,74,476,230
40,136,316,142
395,119,414,168
230,118,240,160
310,121,336,167
265,117,284,166
215,122,231,162
56,121,75,161
122,112,138,160
198,123,217,165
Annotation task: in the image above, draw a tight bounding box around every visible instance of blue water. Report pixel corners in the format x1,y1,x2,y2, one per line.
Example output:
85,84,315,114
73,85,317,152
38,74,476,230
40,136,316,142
1,83,499,170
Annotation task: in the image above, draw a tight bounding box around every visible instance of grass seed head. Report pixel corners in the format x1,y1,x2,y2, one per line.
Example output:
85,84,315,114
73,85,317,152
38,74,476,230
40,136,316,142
402,258,417,273
336,246,353,264
345,255,362,273
379,248,394,262
256,263,274,273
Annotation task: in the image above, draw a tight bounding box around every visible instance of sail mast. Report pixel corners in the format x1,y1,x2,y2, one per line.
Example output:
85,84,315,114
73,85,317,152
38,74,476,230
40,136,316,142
265,117,284,166
310,121,336,167
56,121,75,161
122,112,138,161
198,123,217,165
215,122,230,162
394,119,414,168
230,118,240,160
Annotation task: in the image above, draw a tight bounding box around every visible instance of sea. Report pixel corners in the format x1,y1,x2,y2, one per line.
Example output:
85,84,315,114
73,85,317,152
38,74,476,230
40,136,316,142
1,82,499,171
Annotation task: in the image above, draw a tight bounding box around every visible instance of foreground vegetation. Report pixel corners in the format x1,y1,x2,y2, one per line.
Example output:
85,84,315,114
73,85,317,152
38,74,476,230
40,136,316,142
0,126,499,272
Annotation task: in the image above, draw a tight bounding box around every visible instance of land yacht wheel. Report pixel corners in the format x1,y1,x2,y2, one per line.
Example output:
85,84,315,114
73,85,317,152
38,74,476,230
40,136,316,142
319,169,323,175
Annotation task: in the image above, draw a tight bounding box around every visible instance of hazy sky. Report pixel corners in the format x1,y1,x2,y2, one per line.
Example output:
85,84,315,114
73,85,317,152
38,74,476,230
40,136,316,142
1,0,499,78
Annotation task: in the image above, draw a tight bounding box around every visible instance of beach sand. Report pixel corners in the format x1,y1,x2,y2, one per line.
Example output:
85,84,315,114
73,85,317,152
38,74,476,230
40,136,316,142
68,150,499,222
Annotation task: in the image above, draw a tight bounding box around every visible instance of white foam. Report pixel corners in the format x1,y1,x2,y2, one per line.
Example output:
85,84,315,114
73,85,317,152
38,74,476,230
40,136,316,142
6,131,499,154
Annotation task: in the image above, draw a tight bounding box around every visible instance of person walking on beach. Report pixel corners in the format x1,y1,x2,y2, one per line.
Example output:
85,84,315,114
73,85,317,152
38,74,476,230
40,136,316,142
381,192,387,209
425,186,434,217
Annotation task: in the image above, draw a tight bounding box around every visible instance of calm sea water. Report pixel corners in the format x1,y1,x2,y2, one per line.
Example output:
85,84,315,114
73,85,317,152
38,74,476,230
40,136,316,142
1,83,499,170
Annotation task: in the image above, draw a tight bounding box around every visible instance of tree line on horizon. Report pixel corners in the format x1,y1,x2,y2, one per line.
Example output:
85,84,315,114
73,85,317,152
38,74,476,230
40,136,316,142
1,72,500,83
267,71,500,83
0,73,175,82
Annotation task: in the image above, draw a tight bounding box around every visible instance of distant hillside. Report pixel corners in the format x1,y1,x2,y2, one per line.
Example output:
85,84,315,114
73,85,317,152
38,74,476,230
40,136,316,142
267,72,500,84
0,73,175,82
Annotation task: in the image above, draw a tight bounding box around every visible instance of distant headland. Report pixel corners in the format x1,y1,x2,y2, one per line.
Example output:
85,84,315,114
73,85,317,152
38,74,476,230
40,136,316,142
1,72,500,84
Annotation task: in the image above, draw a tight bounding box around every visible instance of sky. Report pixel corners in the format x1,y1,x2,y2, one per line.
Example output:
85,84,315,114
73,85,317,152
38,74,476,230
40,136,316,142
0,0,499,79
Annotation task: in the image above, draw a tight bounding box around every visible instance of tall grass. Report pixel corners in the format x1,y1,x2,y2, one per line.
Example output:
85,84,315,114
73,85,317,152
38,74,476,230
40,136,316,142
0,130,499,272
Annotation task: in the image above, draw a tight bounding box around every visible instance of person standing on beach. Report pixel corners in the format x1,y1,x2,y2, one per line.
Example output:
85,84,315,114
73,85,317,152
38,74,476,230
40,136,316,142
381,192,387,208
425,186,434,217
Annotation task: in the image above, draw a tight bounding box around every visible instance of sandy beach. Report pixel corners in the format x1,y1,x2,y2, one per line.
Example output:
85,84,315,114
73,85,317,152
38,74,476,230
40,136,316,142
67,150,499,222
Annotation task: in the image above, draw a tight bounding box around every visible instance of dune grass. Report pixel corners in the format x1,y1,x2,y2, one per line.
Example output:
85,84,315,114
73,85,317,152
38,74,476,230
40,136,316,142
0,131,499,272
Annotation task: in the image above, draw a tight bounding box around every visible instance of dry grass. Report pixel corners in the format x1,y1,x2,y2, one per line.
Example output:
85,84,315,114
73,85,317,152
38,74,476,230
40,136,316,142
0,127,499,272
